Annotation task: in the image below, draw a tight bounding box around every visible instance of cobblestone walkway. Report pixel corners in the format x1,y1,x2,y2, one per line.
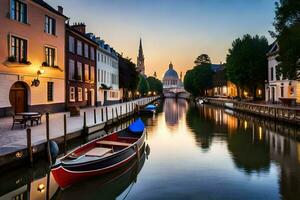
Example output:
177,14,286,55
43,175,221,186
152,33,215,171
0,97,157,155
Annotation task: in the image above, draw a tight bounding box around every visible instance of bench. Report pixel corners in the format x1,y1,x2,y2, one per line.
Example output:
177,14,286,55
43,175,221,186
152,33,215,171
96,140,131,147
85,147,112,157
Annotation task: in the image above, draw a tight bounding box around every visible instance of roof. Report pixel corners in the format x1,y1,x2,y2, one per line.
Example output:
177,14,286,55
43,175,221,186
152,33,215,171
267,41,279,57
32,0,68,19
164,68,179,79
66,25,98,47
211,64,225,72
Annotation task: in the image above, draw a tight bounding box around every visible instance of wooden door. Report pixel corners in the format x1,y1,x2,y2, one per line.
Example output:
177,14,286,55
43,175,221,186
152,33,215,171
10,89,26,113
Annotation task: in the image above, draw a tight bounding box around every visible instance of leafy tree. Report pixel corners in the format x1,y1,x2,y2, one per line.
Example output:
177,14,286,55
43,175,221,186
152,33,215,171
194,54,211,65
226,34,269,98
184,63,213,97
118,55,139,100
137,75,150,96
272,0,300,79
147,76,163,94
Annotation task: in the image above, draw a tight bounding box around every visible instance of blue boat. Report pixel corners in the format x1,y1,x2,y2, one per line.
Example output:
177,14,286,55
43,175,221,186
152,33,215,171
140,104,156,115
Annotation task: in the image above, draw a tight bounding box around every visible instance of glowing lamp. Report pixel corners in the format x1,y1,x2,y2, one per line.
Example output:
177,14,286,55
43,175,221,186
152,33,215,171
37,183,45,192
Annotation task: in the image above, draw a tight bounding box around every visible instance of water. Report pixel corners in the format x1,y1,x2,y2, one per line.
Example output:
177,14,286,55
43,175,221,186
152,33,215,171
1,98,300,200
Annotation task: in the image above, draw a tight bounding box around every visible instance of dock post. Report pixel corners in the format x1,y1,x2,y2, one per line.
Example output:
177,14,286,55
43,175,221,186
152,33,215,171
106,107,108,121
46,112,52,166
120,105,122,117
63,114,67,155
112,107,114,120
94,109,97,124
116,107,119,119
101,108,104,122
26,128,33,166
126,103,128,114
83,112,87,135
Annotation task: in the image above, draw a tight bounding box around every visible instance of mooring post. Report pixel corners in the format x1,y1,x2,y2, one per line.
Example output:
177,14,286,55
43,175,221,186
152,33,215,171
120,105,122,117
101,108,104,122
106,107,108,121
26,128,33,166
63,114,67,155
126,103,128,114
112,107,114,120
94,109,97,124
46,112,52,166
115,107,119,120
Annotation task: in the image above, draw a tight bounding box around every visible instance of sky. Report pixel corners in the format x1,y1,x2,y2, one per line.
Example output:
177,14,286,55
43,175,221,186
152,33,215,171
48,0,276,80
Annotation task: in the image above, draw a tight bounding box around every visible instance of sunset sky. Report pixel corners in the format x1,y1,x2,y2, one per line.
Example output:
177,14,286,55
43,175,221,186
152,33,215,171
48,0,275,80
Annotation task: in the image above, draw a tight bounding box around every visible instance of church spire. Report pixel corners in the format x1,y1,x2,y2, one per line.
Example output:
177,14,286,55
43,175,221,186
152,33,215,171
137,38,145,75
138,38,144,59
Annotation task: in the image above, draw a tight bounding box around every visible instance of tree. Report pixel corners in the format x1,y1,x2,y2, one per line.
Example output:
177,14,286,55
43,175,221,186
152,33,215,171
194,54,211,66
137,75,149,96
147,76,163,95
226,34,269,99
118,55,139,100
272,0,300,79
184,63,213,97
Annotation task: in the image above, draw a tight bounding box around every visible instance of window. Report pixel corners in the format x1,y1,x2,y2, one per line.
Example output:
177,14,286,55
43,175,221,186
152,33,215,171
281,87,284,97
271,67,274,81
69,36,75,53
111,74,117,84
69,87,75,102
84,64,89,82
77,40,82,55
84,88,88,101
90,47,95,60
97,52,100,61
45,47,55,66
69,59,75,80
90,66,95,83
10,35,27,62
47,82,54,101
10,0,27,23
101,70,103,83
77,62,83,81
84,43,89,58
78,87,83,101
101,54,104,62
98,69,100,82
45,16,56,35
104,71,106,83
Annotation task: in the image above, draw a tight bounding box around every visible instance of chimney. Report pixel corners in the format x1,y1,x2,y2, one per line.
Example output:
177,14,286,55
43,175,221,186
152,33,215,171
58,6,63,14
72,22,86,34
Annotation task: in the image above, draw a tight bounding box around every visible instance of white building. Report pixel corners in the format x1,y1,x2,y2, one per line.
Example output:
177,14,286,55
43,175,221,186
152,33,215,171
265,42,300,104
88,34,120,105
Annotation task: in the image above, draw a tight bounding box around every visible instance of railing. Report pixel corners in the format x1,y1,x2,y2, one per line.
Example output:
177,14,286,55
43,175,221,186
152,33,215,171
206,98,300,124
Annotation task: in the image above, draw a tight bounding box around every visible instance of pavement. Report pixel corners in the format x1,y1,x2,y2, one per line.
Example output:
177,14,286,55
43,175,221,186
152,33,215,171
0,97,157,156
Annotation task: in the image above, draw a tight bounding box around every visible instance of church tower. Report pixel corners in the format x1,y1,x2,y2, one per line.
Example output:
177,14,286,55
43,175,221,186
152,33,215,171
137,38,145,75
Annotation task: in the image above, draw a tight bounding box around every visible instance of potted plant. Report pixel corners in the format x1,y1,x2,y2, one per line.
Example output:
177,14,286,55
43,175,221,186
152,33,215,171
7,56,16,62
42,61,49,67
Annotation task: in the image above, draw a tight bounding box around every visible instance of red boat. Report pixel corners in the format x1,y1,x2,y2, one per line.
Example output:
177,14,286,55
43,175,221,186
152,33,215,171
51,118,146,189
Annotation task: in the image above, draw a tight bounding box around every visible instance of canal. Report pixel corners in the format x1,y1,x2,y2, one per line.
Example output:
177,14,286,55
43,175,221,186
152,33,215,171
1,98,300,199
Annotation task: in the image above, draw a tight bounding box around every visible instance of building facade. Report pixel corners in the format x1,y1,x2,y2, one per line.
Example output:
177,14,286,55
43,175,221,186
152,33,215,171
87,34,120,105
265,42,300,103
65,23,98,109
136,38,145,75
0,0,67,116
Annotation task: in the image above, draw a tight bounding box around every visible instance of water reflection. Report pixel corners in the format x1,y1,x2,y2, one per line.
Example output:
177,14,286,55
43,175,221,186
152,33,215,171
163,98,188,127
1,99,300,200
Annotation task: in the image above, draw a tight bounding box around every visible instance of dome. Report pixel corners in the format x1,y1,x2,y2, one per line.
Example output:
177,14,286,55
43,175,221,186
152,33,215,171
163,63,179,79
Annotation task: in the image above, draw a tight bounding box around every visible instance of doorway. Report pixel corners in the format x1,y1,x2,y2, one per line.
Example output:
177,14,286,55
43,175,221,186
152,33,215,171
9,82,28,113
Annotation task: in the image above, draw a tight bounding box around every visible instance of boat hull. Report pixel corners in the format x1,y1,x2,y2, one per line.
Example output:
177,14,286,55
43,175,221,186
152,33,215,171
52,131,145,189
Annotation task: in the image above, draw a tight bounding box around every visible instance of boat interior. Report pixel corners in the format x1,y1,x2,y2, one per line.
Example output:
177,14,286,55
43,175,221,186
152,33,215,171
62,130,142,164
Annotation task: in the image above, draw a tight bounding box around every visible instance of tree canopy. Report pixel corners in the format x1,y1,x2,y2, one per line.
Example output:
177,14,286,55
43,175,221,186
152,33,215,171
184,63,213,97
147,76,163,94
118,55,139,98
273,0,300,79
226,34,269,98
137,75,150,96
194,54,211,66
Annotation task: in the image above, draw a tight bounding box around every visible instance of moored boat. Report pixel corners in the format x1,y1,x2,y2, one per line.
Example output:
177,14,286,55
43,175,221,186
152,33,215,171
51,118,146,189
139,104,156,115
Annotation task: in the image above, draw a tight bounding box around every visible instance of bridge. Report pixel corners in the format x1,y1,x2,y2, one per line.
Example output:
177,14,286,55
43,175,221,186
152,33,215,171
163,88,190,99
